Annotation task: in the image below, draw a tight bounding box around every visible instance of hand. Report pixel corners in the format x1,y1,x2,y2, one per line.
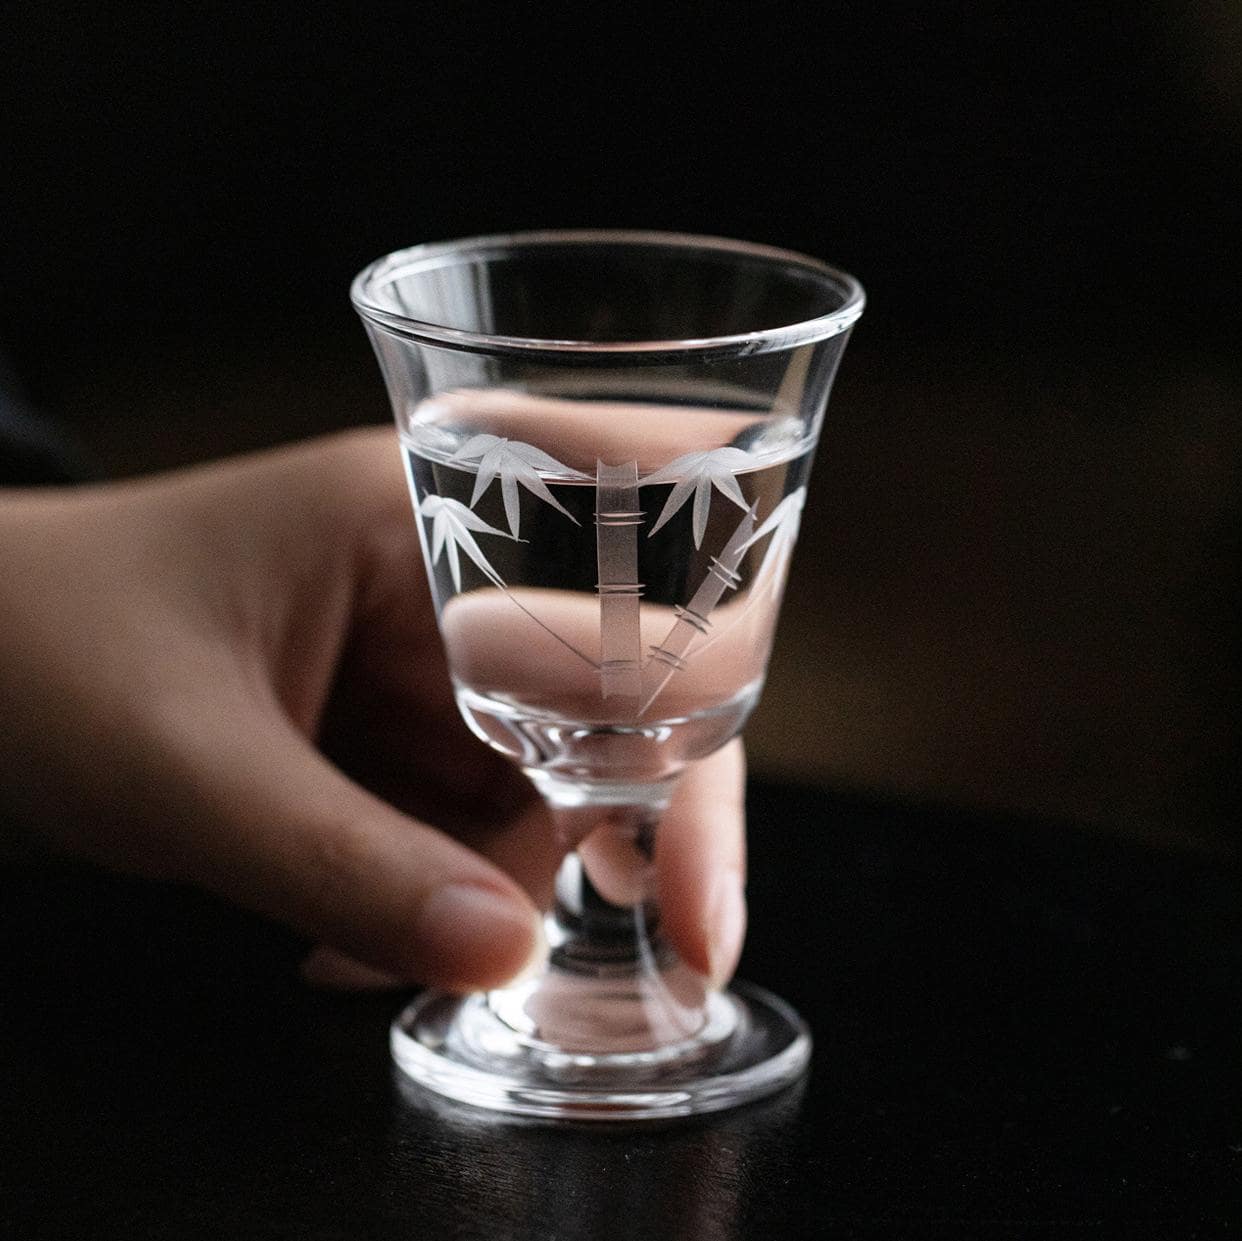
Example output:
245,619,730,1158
0,430,746,992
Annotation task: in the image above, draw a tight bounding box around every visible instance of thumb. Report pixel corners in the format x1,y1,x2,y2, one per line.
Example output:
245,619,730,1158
179,711,545,992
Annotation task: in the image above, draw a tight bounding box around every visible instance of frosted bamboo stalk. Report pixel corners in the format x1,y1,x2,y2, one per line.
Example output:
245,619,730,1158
595,460,644,708
640,503,757,716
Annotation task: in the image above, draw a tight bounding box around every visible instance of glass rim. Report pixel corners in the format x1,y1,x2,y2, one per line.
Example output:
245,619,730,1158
350,229,865,360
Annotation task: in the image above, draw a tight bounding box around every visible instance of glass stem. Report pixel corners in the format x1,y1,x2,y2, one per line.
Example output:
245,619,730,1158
548,804,664,976
485,782,712,1055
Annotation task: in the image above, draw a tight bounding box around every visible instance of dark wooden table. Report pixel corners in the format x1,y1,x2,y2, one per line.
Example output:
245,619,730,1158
3,782,1240,1238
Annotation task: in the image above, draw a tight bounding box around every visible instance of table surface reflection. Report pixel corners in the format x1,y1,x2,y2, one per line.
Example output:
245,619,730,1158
3,781,1240,1238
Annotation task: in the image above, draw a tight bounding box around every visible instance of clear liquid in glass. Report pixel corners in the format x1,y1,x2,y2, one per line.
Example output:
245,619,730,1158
401,390,813,787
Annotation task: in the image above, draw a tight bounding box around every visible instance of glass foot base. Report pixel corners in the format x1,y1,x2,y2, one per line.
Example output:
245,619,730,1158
391,980,811,1121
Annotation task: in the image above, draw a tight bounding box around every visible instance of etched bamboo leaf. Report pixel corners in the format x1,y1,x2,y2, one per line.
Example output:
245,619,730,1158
641,447,752,548
450,434,589,538
595,460,644,706
419,495,517,592
640,502,758,716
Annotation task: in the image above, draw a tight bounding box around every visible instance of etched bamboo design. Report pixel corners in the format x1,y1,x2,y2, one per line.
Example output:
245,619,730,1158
693,486,808,658
641,447,752,548
639,502,758,716
419,494,516,591
741,486,805,602
451,435,588,538
595,460,645,706
416,461,599,670
418,432,790,718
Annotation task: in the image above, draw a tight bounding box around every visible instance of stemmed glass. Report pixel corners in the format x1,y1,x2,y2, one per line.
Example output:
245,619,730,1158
351,231,863,1120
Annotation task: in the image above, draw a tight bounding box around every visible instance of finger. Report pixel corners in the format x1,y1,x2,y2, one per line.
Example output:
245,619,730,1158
578,820,649,907
463,793,564,912
655,740,747,988
180,705,547,992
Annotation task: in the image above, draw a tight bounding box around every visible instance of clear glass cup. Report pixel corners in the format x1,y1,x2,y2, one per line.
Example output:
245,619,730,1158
351,231,864,1120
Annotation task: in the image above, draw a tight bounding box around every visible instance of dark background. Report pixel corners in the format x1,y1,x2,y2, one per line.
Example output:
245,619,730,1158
2,3,1238,842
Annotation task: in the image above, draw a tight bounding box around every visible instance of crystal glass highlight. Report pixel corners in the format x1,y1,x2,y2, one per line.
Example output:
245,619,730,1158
352,231,863,1120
